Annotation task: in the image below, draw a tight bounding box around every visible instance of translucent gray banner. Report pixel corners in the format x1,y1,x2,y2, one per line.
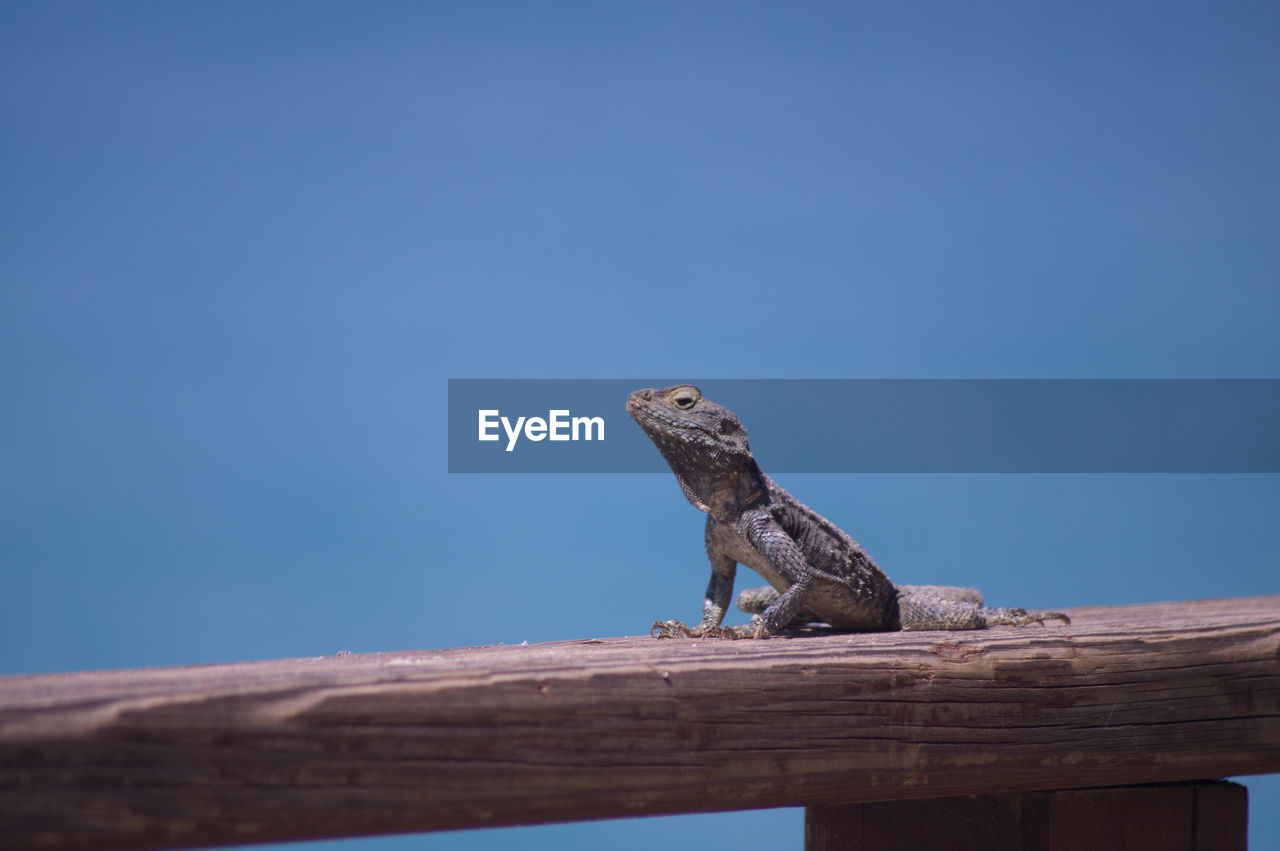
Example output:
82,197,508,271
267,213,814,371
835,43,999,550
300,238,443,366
447,379,1280,473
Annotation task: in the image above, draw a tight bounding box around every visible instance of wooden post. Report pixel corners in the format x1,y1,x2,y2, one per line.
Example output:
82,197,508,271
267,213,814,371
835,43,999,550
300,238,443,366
806,781,1247,851
1,596,1278,850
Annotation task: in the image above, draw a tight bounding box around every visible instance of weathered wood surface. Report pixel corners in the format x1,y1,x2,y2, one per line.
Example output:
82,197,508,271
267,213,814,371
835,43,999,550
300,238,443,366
805,781,1247,851
1,595,1278,850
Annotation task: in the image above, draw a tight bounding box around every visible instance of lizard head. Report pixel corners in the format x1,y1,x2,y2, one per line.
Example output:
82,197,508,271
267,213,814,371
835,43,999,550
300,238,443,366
626,385,759,513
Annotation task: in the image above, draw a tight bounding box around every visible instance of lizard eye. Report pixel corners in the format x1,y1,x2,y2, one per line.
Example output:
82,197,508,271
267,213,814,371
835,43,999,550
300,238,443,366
670,387,700,409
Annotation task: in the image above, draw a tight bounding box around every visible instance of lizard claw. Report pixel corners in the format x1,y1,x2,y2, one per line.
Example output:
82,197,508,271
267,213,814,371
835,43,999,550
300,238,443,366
1018,610,1071,627
651,620,687,639
721,622,769,640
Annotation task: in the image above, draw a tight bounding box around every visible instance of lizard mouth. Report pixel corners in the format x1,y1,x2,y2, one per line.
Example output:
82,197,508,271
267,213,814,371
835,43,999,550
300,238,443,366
625,388,658,420
626,390,688,445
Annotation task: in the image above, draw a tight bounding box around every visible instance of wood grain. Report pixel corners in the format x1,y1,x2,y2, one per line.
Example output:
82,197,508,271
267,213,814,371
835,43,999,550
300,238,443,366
805,781,1247,851
2,596,1278,850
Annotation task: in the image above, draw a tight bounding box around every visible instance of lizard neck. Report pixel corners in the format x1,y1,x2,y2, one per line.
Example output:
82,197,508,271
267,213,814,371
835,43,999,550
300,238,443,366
675,459,768,523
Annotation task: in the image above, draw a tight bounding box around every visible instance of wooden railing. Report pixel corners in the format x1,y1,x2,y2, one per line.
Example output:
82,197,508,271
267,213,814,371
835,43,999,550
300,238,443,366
2,595,1278,850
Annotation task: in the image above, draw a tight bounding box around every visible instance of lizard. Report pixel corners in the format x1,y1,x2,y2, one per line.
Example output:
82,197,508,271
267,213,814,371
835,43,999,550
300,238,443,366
626,384,1071,639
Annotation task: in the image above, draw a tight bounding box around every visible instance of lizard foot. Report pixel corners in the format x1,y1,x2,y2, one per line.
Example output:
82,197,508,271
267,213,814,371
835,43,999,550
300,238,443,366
650,620,724,639
721,622,770,640
989,608,1072,627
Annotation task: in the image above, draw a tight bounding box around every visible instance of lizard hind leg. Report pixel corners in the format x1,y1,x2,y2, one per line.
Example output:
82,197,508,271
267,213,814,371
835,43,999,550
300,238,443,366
898,589,1070,631
896,584,984,606
735,586,778,615
734,586,821,627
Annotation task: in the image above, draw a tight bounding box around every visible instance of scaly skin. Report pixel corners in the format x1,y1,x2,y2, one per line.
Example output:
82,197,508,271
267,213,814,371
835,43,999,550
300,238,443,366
627,385,1070,639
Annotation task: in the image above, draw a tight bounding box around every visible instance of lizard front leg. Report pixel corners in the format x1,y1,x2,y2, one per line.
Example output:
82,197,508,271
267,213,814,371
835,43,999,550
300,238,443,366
651,547,737,638
721,513,816,639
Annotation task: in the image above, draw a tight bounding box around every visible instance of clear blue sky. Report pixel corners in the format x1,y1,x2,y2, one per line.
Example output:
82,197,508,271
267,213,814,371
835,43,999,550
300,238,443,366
2,3,1277,849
